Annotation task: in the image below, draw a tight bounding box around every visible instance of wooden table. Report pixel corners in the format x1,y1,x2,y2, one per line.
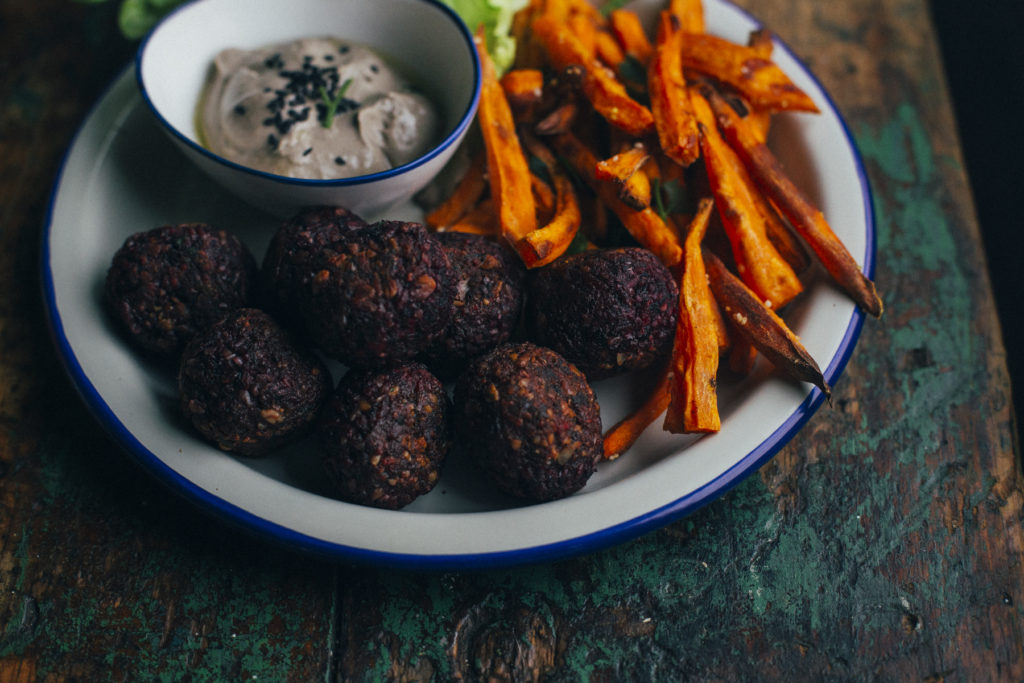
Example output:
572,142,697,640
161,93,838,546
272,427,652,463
2,0,1021,680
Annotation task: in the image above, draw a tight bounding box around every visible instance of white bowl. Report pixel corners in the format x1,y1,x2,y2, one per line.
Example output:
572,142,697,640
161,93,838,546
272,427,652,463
136,0,481,218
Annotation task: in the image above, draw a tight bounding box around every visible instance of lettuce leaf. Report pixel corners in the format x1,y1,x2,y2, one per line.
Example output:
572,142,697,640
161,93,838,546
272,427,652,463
75,0,528,70
440,0,528,74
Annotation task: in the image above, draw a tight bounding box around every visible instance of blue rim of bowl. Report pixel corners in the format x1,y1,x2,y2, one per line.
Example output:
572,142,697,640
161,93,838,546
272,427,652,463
133,0,482,187
43,0,875,571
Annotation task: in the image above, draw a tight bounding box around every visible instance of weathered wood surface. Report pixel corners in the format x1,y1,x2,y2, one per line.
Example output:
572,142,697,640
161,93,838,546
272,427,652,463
1,0,1021,680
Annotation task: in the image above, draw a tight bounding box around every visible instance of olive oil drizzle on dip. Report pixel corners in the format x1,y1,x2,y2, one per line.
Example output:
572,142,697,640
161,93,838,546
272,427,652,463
198,37,439,180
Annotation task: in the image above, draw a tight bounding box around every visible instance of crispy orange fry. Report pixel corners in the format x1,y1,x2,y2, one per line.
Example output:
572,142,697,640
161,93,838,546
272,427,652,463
532,13,655,137
447,198,499,236
668,0,705,33
680,33,819,113
569,11,599,59
511,1,548,69
759,193,811,274
748,27,774,58
704,86,884,316
475,27,537,246
534,98,579,135
595,29,626,69
691,89,803,309
603,366,671,459
517,132,582,268
531,172,557,219
728,329,758,375
501,68,546,121
665,198,720,434
705,249,830,397
609,8,653,65
647,13,700,167
425,152,487,229
596,144,652,210
551,132,683,266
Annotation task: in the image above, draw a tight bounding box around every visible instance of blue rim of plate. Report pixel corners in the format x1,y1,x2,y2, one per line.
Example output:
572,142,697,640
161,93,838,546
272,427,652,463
41,1,874,571
134,0,482,189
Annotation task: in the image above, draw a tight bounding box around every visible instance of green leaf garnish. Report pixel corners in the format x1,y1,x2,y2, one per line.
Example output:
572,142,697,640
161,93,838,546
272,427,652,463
652,177,691,222
318,78,353,129
600,0,631,16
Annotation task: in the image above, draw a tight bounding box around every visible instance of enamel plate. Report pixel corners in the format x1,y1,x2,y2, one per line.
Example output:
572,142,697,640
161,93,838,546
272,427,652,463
42,0,873,569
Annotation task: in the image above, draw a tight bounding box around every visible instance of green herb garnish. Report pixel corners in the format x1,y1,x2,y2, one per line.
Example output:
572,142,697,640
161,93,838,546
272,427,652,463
600,0,631,16
318,78,353,129
652,177,691,222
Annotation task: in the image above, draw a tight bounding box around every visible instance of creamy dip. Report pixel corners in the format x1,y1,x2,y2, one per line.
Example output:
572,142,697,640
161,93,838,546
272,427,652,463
199,37,439,180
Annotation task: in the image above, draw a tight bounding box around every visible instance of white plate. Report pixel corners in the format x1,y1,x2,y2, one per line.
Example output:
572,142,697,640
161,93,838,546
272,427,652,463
42,0,874,569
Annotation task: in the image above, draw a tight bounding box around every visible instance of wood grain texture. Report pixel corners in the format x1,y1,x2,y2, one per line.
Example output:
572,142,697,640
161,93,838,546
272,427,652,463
0,0,1020,680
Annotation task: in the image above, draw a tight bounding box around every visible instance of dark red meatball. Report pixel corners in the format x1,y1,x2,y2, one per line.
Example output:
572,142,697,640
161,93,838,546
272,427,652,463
419,232,526,379
260,205,367,325
297,220,456,368
318,363,451,509
526,247,679,379
178,308,331,456
453,342,602,501
105,223,256,356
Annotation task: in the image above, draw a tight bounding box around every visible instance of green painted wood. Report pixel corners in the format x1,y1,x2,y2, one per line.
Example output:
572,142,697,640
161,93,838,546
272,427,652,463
1,0,1020,680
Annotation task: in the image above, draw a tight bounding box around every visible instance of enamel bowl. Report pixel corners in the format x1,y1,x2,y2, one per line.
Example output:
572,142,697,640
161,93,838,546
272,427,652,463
136,0,481,218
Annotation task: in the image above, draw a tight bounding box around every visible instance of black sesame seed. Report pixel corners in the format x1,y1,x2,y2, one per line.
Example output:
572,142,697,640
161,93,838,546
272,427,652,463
370,64,379,73
324,54,334,61
268,134,279,149
233,104,246,116
303,147,313,156
339,45,349,54
335,156,346,165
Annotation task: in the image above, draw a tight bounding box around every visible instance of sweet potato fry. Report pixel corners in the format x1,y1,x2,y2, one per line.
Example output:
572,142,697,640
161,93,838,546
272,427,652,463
595,144,652,210
534,98,580,135
759,194,811,274
704,86,884,316
680,33,819,113
511,1,548,70
748,27,774,59
647,14,701,167
673,212,731,350
447,198,499,236
609,8,653,65
665,197,720,433
531,13,655,137
531,172,557,220
603,366,671,459
501,68,546,121
569,11,599,59
704,249,830,397
595,29,626,70
728,331,758,376
517,132,582,268
475,27,537,246
425,152,487,230
551,132,683,266
692,89,803,309
668,0,705,34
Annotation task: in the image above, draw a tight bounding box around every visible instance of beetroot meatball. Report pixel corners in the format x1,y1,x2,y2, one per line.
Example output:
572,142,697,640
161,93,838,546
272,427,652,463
526,247,678,379
178,308,331,456
298,220,456,368
318,363,451,509
260,204,367,324
453,342,602,501
419,232,526,379
105,223,256,356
